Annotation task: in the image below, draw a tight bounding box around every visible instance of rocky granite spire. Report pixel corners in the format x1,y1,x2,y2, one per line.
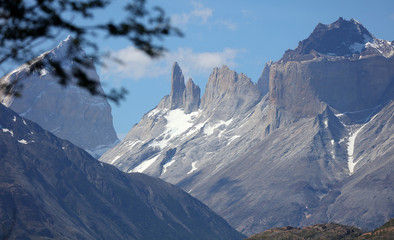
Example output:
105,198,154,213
170,62,186,109
183,78,200,114
257,61,272,96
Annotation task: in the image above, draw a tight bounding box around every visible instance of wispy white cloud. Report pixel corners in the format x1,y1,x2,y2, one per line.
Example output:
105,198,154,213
171,1,238,31
190,1,213,23
102,47,241,81
215,19,237,31
171,1,213,27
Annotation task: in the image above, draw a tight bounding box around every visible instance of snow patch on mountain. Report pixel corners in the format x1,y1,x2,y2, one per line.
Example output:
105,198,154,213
150,109,200,149
131,155,160,173
162,159,176,174
2,128,14,137
347,113,379,174
40,68,49,77
204,118,233,136
18,139,29,144
187,161,198,175
324,119,328,128
365,38,394,58
228,135,240,145
166,109,200,136
110,155,122,164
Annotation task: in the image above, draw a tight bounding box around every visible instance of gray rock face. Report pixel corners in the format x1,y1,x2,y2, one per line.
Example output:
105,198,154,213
100,18,394,236
170,62,186,109
0,37,119,158
184,78,200,114
0,104,244,240
256,61,271,96
168,62,200,113
267,57,394,123
200,65,261,119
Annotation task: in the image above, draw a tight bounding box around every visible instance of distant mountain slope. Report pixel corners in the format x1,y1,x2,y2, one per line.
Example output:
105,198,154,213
100,18,394,235
0,37,119,158
0,104,244,240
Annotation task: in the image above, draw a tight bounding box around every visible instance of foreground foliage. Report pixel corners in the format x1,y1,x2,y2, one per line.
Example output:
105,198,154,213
247,219,394,240
0,0,182,103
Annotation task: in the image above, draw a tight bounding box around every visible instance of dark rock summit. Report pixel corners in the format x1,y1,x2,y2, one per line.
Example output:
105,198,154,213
282,17,394,61
297,18,372,56
0,104,244,240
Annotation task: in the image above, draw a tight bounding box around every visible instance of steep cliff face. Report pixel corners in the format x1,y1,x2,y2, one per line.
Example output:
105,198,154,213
184,78,201,114
0,37,119,157
265,56,394,124
101,18,394,235
263,17,394,126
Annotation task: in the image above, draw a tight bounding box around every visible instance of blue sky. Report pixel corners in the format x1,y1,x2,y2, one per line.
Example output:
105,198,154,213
83,1,394,138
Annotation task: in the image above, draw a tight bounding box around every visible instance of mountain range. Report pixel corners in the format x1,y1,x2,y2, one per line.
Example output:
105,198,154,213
1,17,393,238
100,18,394,235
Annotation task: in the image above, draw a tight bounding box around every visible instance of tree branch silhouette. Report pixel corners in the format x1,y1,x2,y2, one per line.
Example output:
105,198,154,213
0,0,183,104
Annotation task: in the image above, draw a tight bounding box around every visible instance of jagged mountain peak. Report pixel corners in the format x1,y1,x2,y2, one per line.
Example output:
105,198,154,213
282,18,394,60
209,65,250,83
298,17,373,56
201,65,261,119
